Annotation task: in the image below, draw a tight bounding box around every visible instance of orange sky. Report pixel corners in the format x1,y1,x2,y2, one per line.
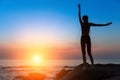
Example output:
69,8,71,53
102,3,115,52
1,40,120,60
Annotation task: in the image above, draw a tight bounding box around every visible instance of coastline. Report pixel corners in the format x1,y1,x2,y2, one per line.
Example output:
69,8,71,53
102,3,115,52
1,60,120,80
54,63,120,80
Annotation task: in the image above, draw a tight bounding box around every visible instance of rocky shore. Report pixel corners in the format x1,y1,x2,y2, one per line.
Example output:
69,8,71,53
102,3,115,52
54,63,120,80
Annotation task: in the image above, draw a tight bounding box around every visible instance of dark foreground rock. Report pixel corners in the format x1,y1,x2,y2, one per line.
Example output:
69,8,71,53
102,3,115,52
54,63,120,80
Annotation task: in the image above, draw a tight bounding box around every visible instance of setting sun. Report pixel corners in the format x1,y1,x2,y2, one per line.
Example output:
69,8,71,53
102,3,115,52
33,55,41,65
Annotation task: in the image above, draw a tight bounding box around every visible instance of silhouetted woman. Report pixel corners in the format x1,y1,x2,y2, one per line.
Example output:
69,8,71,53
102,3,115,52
78,4,112,65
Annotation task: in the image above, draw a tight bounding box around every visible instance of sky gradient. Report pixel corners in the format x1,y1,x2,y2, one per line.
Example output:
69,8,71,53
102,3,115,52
0,0,120,60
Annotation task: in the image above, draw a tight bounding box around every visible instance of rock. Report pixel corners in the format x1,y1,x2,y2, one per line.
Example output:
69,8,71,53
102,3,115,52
54,69,72,80
54,63,120,80
28,73,46,80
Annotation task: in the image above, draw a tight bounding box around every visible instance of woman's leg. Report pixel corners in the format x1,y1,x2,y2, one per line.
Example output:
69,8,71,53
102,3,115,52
81,37,86,64
87,37,94,65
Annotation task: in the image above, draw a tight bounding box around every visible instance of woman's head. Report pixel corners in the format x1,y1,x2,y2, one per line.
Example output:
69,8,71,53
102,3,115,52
82,15,88,23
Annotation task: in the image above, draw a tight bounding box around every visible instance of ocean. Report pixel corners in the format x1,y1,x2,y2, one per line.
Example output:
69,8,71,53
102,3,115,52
0,59,120,80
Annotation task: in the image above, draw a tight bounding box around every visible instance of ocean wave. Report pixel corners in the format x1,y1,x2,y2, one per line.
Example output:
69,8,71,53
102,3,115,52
0,66,65,80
